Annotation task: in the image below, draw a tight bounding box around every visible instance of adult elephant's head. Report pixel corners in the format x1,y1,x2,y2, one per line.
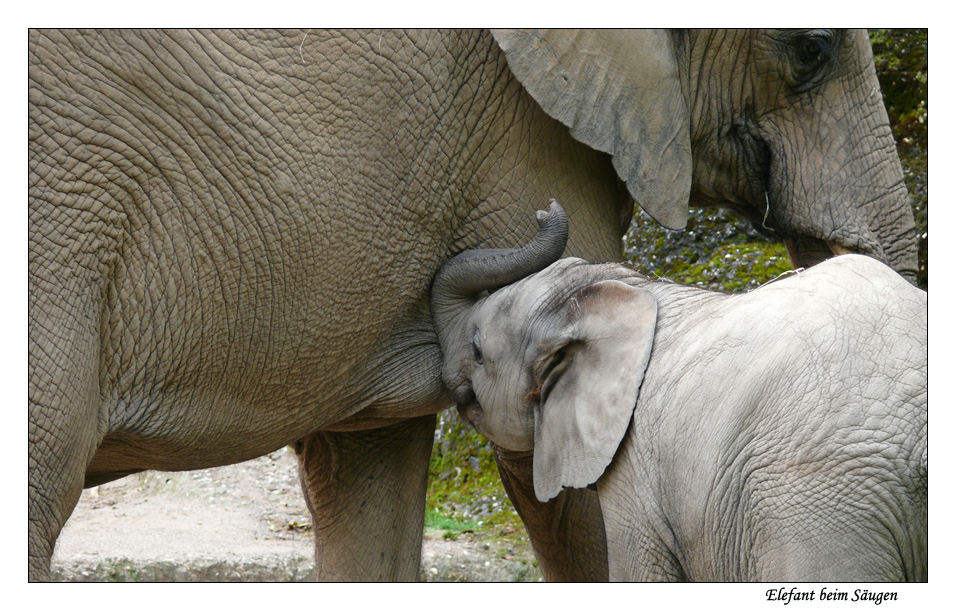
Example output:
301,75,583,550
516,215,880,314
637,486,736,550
493,29,918,282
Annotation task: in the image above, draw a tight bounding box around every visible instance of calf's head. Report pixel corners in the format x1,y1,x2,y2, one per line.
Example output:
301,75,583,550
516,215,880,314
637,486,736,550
431,203,657,502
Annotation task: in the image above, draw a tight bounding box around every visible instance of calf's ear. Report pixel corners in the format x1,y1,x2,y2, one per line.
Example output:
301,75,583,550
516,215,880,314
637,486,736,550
532,280,657,502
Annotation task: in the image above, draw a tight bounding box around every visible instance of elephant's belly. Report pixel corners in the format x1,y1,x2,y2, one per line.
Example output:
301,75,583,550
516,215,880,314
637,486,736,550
86,419,298,478
87,314,453,476
86,383,345,477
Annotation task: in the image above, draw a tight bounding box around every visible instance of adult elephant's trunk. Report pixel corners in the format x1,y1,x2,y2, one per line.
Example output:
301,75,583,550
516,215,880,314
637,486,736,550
431,200,569,337
770,135,919,284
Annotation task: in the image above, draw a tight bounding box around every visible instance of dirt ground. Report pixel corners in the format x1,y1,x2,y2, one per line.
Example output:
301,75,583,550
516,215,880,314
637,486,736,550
51,446,541,582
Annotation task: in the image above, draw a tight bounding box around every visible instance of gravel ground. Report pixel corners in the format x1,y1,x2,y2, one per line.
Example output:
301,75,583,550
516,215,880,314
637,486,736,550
51,446,541,582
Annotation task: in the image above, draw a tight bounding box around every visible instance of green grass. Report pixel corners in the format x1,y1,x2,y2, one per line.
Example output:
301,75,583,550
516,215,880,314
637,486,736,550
426,413,530,545
424,509,479,533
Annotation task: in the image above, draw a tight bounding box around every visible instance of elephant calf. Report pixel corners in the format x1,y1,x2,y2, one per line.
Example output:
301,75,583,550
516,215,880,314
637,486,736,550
431,203,927,582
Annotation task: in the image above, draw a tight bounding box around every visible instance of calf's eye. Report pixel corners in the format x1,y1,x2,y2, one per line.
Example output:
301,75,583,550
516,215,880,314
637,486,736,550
471,331,483,365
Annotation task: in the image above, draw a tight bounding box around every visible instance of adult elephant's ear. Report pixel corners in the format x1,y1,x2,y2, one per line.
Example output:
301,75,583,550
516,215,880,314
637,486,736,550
531,280,657,502
492,29,692,230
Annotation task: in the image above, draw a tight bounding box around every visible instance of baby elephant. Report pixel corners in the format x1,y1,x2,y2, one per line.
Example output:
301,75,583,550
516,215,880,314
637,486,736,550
431,201,927,581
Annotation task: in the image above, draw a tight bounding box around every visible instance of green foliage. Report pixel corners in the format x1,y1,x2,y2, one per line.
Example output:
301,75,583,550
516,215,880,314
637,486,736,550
870,29,927,145
625,207,792,293
675,242,792,293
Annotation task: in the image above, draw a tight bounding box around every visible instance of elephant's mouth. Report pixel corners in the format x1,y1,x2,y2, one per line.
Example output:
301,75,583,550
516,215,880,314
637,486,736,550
783,235,856,270
695,188,908,278
724,186,864,272
456,400,482,425
724,197,860,270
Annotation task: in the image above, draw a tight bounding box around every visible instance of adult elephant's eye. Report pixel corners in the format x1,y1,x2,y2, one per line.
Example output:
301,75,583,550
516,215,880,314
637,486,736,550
798,39,824,65
792,34,834,86
471,331,483,365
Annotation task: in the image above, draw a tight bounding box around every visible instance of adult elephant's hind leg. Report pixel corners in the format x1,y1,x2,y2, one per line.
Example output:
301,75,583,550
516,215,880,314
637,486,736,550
294,414,436,581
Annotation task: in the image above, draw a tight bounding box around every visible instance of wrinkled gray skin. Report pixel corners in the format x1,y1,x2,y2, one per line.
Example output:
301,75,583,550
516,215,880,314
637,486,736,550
432,205,927,581
30,28,916,581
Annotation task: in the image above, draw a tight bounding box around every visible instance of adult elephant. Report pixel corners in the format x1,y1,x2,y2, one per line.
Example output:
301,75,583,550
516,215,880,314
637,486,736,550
29,29,917,581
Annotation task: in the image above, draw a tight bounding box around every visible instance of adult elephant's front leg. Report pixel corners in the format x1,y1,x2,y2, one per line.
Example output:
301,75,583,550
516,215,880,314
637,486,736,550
294,414,436,581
